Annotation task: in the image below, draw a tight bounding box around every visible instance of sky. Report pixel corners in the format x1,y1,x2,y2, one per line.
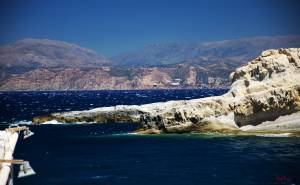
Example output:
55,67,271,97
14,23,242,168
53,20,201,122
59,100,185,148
0,0,300,56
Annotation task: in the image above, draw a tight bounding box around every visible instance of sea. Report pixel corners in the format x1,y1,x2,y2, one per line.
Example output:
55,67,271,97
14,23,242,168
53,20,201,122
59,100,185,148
0,89,299,185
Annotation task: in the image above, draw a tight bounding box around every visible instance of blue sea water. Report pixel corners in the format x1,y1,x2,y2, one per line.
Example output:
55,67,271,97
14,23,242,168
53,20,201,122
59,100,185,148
0,89,299,185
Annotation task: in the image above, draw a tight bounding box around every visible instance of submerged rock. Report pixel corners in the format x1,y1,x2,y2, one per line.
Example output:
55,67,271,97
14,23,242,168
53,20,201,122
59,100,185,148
33,48,300,135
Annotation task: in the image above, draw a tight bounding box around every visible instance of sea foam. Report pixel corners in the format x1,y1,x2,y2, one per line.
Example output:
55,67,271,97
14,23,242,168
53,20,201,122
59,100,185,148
255,133,292,137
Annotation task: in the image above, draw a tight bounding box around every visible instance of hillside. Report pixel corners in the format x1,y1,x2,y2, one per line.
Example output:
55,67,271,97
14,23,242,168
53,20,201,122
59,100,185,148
1,36,300,90
112,35,300,67
0,38,109,80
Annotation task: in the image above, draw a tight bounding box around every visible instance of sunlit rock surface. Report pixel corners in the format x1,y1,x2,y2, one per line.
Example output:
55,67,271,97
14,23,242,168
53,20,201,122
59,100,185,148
33,48,300,135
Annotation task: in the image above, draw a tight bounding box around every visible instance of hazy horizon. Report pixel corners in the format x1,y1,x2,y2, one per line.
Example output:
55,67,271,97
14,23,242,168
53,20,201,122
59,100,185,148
1,0,300,56
1,34,300,57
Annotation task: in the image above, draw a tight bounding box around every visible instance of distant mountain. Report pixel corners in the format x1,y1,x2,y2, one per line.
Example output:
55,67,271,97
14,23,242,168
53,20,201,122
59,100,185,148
0,67,203,91
111,35,300,67
0,38,109,75
1,36,300,90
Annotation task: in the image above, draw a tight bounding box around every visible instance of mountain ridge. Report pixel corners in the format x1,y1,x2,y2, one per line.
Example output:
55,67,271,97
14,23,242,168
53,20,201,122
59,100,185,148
1,35,300,90
112,35,300,66
0,38,110,69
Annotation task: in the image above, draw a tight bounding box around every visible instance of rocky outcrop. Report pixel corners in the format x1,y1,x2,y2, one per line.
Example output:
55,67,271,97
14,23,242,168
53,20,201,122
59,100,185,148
33,48,300,135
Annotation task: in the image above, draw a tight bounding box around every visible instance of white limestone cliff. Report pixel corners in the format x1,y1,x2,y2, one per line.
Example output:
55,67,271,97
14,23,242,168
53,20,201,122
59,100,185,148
33,48,300,135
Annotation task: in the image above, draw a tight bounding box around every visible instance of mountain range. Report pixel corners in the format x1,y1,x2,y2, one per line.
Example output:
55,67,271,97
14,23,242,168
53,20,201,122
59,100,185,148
1,35,300,90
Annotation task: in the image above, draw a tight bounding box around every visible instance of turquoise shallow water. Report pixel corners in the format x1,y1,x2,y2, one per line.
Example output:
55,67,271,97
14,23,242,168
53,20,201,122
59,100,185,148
0,90,299,185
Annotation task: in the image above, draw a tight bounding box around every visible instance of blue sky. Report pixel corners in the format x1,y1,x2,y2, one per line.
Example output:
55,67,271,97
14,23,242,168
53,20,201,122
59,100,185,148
1,0,300,56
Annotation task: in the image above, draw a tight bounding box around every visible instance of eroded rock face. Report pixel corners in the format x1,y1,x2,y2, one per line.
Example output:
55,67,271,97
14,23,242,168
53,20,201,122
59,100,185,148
33,48,300,134
229,48,300,127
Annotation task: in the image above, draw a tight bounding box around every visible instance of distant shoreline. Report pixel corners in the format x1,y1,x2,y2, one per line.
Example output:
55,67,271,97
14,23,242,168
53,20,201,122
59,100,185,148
0,87,230,92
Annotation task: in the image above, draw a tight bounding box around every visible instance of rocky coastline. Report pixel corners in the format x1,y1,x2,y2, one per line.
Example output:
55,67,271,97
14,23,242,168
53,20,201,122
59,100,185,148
33,48,300,135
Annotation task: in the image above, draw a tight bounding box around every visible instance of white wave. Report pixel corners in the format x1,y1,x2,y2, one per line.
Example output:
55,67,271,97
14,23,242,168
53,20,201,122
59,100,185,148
13,120,64,125
43,120,93,125
43,120,64,125
112,132,138,136
135,93,148,98
15,119,90,125
13,120,33,125
255,133,292,137
91,175,112,179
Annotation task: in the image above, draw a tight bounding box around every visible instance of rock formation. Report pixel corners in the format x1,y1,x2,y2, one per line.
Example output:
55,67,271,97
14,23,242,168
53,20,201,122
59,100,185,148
33,48,300,135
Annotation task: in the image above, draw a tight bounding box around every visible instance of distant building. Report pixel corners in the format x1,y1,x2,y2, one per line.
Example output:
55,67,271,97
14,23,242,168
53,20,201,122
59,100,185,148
102,67,110,71
208,76,228,85
170,78,181,86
